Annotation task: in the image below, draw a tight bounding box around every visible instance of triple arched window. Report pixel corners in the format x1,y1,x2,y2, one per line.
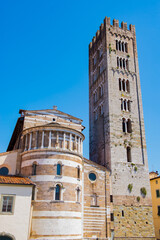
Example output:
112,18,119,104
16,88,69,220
116,40,128,53
122,118,132,133
119,78,130,92
117,57,129,70
121,99,131,112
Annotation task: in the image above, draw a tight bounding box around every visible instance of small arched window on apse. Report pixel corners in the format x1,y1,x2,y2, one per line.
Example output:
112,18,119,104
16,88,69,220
76,186,81,202
32,162,38,175
0,167,9,176
57,163,62,176
126,80,130,93
55,184,61,201
127,146,131,162
77,166,80,179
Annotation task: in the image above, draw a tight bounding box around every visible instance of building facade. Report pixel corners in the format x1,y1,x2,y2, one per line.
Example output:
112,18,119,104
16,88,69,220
150,172,160,240
89,17,155,239
0,107,112,240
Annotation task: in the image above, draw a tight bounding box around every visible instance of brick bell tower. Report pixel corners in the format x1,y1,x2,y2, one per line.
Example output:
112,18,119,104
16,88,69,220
89,17,155,239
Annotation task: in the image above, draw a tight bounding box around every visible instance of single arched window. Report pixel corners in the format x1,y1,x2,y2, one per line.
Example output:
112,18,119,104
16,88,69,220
119,41,121,51
122,42,124,52
0,236,13,240
122,118,126,133
123,59,126,69
117,57,119,68
126,80,130,93
55,184,61,200
32,163,37,175
126,59,129,70
0,167,9,176
116,40,118,50
125,43,128,53
119,78,122,91
57,164,62,176
76,187,80,202
120,58,122,68
77,166,80,179
127,147,131,162
127,119,132,133
122,79,125,91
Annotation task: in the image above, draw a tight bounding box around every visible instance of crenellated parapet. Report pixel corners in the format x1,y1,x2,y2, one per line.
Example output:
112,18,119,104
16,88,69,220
89,17,135,52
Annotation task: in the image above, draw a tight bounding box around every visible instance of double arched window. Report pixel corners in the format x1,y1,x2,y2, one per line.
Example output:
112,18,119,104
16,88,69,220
119,79,130,92
122,118,132,133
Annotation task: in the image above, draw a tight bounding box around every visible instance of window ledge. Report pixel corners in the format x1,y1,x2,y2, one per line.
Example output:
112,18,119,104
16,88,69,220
90,205,99,208
50,200,64,203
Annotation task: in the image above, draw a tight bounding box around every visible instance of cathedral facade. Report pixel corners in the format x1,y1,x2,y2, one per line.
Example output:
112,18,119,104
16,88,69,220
0,17,156,240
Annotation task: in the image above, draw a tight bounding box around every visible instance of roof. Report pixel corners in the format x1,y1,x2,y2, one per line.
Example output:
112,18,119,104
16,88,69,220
150,176,160,181
0,176,35,186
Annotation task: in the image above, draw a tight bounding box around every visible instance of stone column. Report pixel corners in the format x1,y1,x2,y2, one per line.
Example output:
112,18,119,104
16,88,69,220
69,133,72,150
63,132,66,149
55,132,59,148
41,131,44,148
78,137,80,153
29,133,32,150
24,134,28,151
48,131,52,148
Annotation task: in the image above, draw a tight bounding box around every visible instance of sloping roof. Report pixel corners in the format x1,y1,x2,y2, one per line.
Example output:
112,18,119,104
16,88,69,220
0,176,35,186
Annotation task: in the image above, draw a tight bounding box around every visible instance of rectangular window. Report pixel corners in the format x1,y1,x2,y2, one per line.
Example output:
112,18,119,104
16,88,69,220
156,190,160,198
111,213,114,221
158,206,160,216
1,196,14,214
110,195,113,202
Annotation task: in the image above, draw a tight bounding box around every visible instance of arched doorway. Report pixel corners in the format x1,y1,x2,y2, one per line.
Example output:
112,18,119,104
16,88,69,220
0,237,13,240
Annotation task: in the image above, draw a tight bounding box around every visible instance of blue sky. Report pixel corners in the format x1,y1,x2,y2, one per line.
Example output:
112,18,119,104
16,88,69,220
0,0,160,173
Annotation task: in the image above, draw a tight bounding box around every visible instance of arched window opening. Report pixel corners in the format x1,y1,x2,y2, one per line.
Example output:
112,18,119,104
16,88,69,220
128,100,131,112
120,58,122,68
55,184,61,200
117,57,119,68
122,210,124,217
123,59,125,69
119,78,121,91
126,80,130,92
57,163,62,176
116,40,119,50
77,166,80,179
91,193,97,206
0,167,9,176
122,79,125,91
121,99,123,111
126,60,129,70
122,42,124,52
127,119,132,133
122,118,126,133
119,41,121,51
124,100,127,111
125,43,128,53
32,163,37,176
76,187,80,202
127,147,131,162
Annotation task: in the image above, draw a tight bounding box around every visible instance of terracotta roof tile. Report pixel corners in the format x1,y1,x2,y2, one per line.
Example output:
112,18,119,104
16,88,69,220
0,176,35,185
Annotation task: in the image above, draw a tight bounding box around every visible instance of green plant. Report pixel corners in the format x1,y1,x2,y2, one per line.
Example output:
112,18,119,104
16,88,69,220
137,196,140,202
127,54,130,58
131,163,135,167
108,28,110,31
140,187,147,197
128,184,133,193
109,44,112,54
134,166,138,172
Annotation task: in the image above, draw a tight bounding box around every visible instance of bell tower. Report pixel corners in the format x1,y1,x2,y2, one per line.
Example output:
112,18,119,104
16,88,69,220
89,17,155,239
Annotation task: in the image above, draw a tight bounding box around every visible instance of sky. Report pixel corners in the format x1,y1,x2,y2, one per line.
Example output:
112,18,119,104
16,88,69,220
0,0,160,173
